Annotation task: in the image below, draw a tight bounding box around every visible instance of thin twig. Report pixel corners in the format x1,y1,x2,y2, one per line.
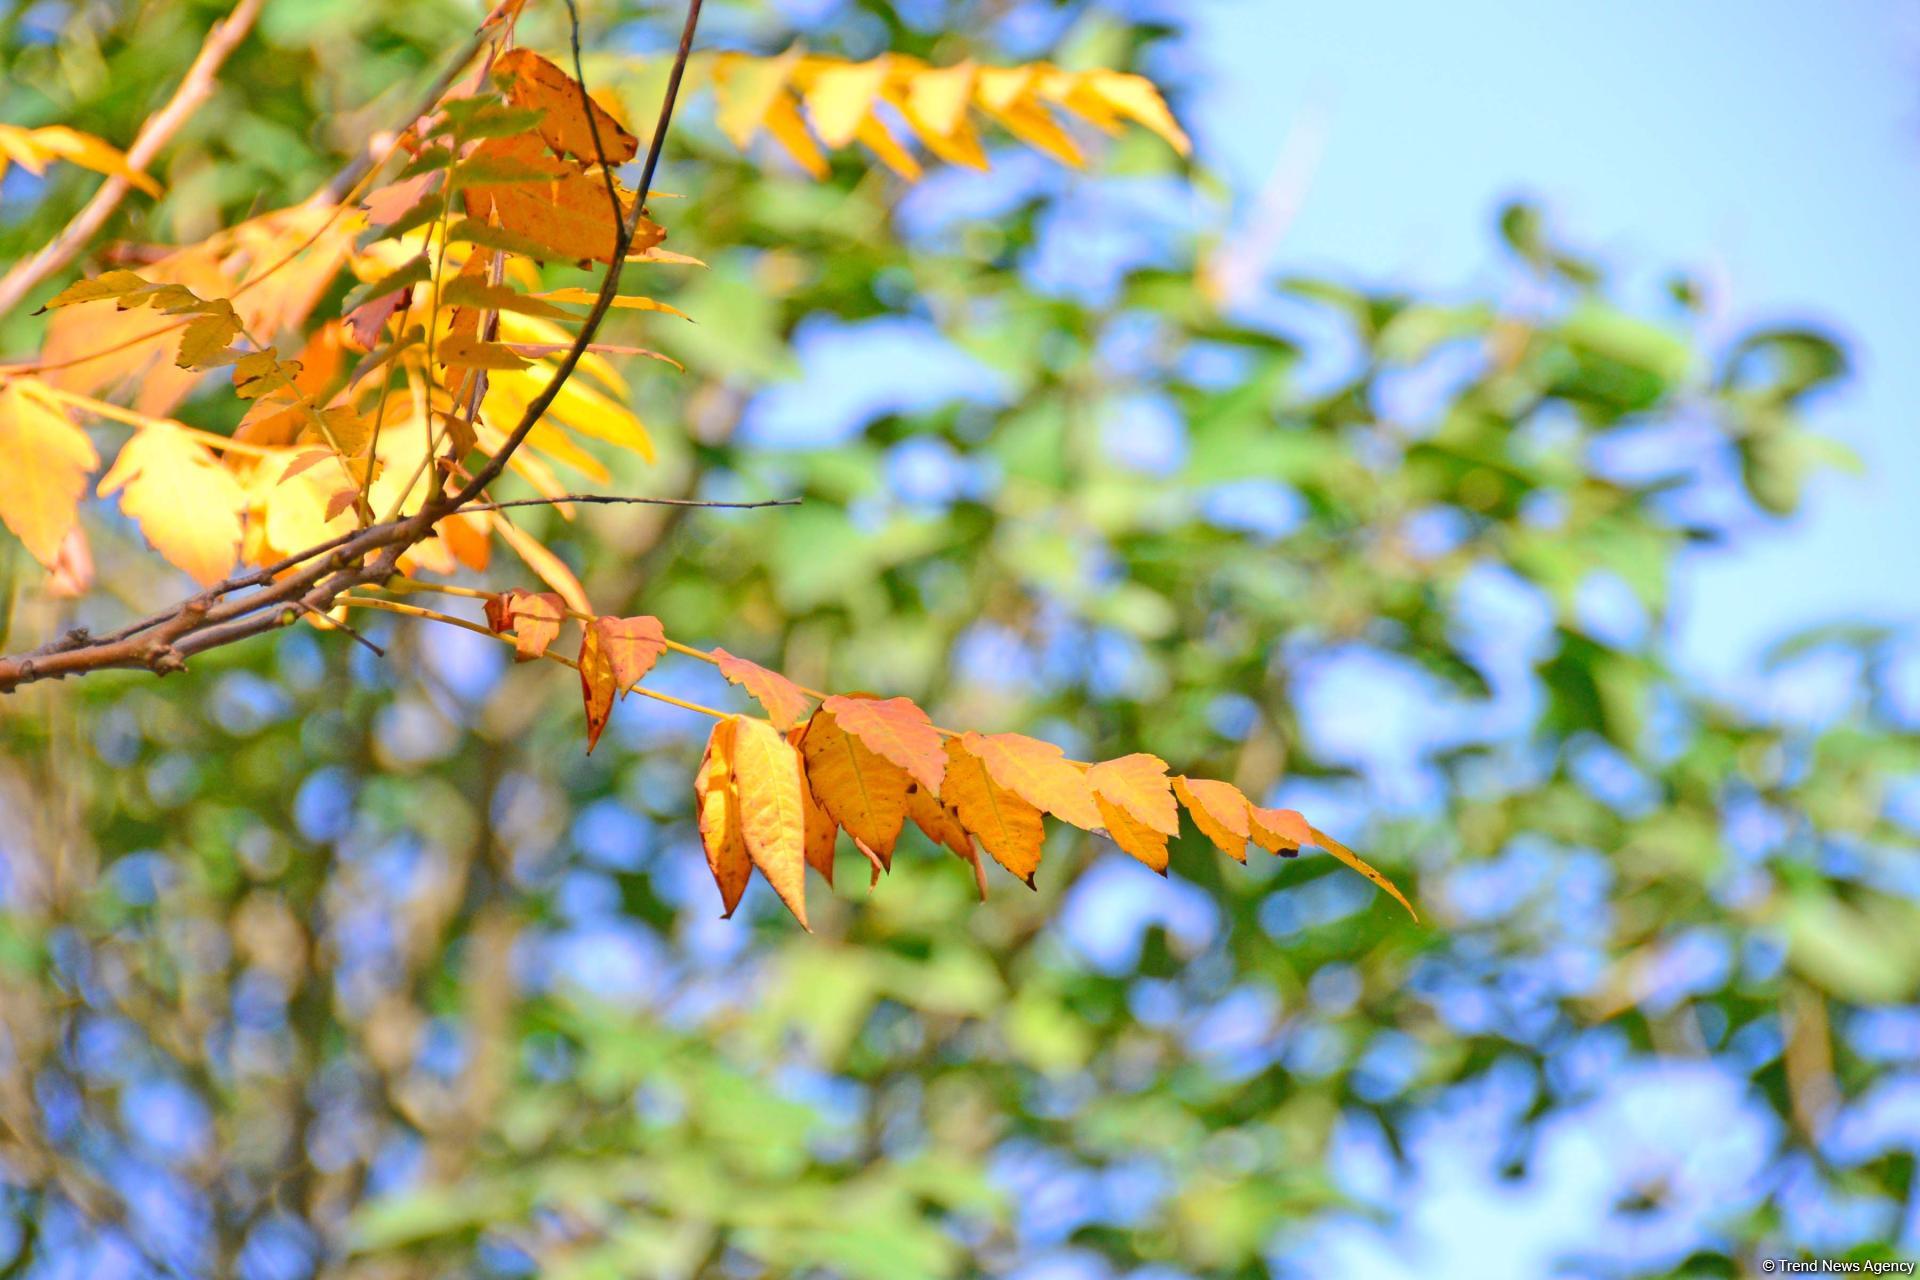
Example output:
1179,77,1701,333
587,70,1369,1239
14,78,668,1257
0,0,265,316
297,600,385,658
465,493,799,514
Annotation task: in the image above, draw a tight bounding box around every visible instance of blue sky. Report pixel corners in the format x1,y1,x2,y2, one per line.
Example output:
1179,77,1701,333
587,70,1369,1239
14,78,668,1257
1183,0,1920,692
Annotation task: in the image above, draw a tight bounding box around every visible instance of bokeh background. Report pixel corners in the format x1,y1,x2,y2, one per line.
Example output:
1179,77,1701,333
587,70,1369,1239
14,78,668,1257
3,1,1919,1277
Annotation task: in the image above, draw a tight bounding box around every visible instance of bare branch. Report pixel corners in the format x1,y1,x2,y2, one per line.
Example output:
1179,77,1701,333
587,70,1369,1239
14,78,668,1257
0,0,266,315
466,494,800,514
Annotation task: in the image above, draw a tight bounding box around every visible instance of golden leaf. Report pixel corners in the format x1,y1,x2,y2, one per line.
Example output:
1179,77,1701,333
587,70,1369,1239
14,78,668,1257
959,731,1100,830
799,704,910,861
942,736,1044,886
819,694,945,793
494,47,641,165
1173,775,1250,863
97,423,244,585
0,380,99,568
695,717,752,917
713,648,812,730
731,716,812,928
578,623,616,752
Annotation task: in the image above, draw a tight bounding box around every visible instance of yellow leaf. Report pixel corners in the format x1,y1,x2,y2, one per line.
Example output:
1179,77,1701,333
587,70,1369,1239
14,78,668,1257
790,725,839,886
1095,790,1169,874
97,423,243,585
0,380,99,568
0,123,159,195
1250,804,1310,855
731,716,812,929
695,717,753,917
905,60,975,136
1086,753,1178,837
1310,826,1419,922
854,113,921,180
1081,70,1191,155
803,57,890,149
713,47,801,147
591,615,666,694
942,736,1044,886
762,91,829,179
1173,776,1250,863
959,731,1100,830
799,704,910,861
528,287,691,320
488,511,591,614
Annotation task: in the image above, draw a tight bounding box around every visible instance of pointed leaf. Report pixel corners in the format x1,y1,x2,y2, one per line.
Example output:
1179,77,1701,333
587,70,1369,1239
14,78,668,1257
493,47,641,164
1250,804,1310,856
1095,791,1169,874
97,423,243,585
1310,826,1419,922
820,694,945,793
0,381,99,568
943,736,1044,886
731,717,811,928
578,623,616,752
1087,753,1178,836
695,717,752,917
591,615,666,694
799,705,910,861
713,647,811,730
790,726,838,886
959,731,1100,830
1173,776,1250,863
484,587,564,661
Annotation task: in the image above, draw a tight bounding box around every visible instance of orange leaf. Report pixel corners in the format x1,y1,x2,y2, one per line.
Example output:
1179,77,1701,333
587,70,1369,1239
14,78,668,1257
789,726,839,886
695,717,752,917
0,380,98,569
1173,776,1250,863
907,782,985,901
1310,826,1419,922
1095,791,1169,874
731,717,811,929
1250,804,1310,856
591,615,666,694
713,647,812,730
577,623,616,753
959,731,1100,830
942,736,1044,887
484,587,564,661
799,705,909,861
820,694,945,793
493,48,641,165
1086,753,1178,837
464,136,664,265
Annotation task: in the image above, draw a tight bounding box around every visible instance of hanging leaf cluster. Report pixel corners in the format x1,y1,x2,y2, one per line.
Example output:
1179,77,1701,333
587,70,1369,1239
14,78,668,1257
479,594,1418,930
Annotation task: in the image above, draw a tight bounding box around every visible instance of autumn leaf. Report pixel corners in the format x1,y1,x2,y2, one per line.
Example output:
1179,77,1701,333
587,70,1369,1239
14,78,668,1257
1310,826,1418,922
97,424,244,586
799,704,910,862
905,781,986,900
0,380,99,569
485,587,565,661
463,136,665,265
0,123,160,195
713,647,812,730
1250,804,1310,857
590,615,666,694
695,717,752,917
577,623,616,752
1173,776,1250,863
790,726,839,886
493,48,640,165
959,731,1100,830
731,716,812,929
1094,791,1170,874
942,736,1045,886
1087,754,1178,837
819,694,945,793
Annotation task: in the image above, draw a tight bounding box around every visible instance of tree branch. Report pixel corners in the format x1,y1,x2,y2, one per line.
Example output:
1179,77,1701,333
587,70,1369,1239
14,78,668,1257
0,0,712,696
0,0,265,316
